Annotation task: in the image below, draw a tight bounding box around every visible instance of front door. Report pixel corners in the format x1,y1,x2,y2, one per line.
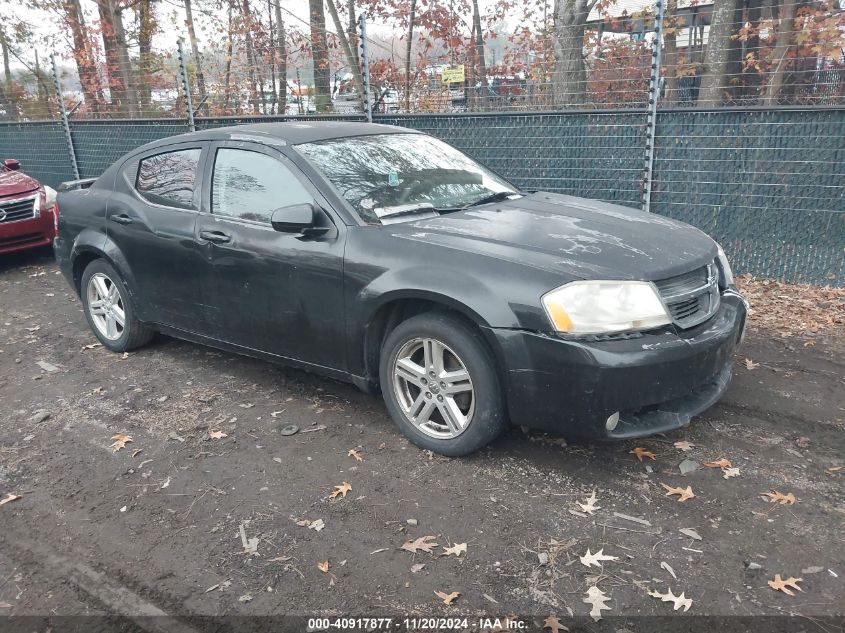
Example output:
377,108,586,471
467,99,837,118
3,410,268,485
194,141,346,371
107,142,207,331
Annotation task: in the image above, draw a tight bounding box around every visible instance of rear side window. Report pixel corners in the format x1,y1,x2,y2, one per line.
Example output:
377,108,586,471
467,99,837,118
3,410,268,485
211,148,311,223
136,148,201,209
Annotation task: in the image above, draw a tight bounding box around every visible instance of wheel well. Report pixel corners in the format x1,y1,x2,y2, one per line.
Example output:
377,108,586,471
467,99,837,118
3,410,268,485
363,298,484,388
72,251,101,294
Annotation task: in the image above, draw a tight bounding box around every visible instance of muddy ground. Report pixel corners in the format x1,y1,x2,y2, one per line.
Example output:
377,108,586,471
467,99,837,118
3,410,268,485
0,247,843,632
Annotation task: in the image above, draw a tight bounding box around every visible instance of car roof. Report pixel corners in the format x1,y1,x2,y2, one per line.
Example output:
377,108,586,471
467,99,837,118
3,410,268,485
140,121,418,150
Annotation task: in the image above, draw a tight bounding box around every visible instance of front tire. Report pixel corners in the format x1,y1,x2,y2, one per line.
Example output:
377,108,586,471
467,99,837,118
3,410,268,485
379,312,506,456
80,259,153,352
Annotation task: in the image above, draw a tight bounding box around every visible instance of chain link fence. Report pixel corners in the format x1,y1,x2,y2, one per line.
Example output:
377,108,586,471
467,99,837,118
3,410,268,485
0,0,843,284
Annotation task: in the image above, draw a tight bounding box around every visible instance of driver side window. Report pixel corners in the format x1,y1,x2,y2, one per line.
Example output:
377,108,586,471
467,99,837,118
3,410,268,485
212,148,312,223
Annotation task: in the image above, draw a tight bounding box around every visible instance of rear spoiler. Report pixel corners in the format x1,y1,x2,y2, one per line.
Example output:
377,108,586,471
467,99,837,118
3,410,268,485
58,177,97,192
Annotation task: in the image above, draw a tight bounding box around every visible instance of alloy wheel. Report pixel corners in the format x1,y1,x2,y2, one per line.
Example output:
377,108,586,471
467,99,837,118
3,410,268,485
87,272,126,341
392,337,475,439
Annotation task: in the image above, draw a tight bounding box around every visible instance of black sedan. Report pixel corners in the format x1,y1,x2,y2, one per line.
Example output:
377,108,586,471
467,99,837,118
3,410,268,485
54,122,747,456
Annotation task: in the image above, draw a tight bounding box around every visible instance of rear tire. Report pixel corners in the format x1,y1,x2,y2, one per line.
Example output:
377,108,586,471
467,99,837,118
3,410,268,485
379,312,506,456
80,259,153,353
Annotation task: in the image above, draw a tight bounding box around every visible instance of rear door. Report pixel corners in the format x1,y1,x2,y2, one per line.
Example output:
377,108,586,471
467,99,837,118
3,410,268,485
194,140,346,370
107,142,208,331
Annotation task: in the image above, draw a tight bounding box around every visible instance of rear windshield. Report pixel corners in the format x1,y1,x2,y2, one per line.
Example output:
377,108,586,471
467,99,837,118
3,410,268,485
296,133,516,223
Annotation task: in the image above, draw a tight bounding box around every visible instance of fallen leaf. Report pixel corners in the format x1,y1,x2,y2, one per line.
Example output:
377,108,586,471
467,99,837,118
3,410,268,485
401,535,439,554
442,543,467,557
410,563,426,573
661,483,695,502
110,433,133,453
543,616,568,632
329,482,352,499
722,467,740,479
582,586,611,621
121,352,129,360
576,491,600,515
803,339,815,347
704,458,732,469
317,560,330,573
131,448,142,458
483,593,499,603
762,491,796,505
679,458,700,475
209,430,227,439
679,527,702,541
801,566,824,575
630,447,656,462
268,555,291,562
648,587,693,611
347,448,363,462
661,561,677,579
0,493,22,506
674,441,695,452
743,358,759,370
580,548,619,568
825,466,842,474
434,590,460,605
81,343,101,350
768,574,803,596
238,594,252,603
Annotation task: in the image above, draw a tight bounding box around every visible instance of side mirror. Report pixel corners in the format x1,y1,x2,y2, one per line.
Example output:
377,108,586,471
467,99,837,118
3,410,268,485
3,159,21,171
271,203,317,233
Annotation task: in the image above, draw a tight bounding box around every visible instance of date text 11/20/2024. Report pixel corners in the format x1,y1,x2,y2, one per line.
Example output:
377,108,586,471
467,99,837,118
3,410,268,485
307,617,528,630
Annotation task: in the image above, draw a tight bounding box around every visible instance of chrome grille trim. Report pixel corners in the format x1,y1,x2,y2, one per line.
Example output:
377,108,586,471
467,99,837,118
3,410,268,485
0,193,38,224
655,262,720,329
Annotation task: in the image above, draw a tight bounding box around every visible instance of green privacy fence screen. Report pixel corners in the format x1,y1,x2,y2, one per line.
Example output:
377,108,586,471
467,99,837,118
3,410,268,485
1,108,842,285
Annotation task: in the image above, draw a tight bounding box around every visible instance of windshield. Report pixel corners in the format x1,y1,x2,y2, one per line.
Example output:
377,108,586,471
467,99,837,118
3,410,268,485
296,133,518,223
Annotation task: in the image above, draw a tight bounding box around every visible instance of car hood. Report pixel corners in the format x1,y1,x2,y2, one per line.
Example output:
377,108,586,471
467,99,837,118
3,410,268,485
0,169,40,197
391,192,718,281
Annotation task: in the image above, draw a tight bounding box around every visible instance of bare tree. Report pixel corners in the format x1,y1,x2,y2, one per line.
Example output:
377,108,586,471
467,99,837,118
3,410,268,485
551,0,598,107
471,0,488,106
325,0,365,111
137,0,155,113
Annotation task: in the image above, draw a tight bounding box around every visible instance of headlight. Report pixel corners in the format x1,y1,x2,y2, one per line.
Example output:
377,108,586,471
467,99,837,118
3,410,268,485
715,243,734,288
542,280,671,334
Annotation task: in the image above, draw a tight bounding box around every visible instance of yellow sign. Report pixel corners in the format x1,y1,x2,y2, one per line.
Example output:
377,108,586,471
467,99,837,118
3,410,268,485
441,65,465,84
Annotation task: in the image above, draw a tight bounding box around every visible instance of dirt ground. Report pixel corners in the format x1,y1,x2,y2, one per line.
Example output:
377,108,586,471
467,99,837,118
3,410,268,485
1,246,843,632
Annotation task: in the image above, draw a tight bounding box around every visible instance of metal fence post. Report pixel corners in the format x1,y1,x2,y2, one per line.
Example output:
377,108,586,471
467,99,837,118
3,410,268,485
177,39,196,132
642,0,665,213
358,14,373,123
50,54,80,180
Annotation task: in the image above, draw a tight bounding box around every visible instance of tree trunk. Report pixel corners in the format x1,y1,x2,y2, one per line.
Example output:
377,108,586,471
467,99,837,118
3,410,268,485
325,0,365,111
223,2,234,113
0,30,15,121
698,0,738,105
347,0,359,72
404,0,416,111
762,0,797,104
308,0,332,112
273,0,287,112
242,0,260,113
724,0,745,103
137,0,155,113
97,0,138,115
661,0,679,104
184,0,207,115
62,0,102,113
471,0,488,107
743,0,763,101
552,0,591,107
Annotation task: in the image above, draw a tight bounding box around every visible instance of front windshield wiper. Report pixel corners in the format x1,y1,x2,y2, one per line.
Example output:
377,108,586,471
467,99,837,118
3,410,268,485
463,190,523,208
374,202,439,223
435,190,523,213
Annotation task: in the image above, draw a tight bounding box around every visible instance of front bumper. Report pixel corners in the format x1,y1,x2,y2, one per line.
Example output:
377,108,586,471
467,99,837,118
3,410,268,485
487,292,746,439
0,207,55,254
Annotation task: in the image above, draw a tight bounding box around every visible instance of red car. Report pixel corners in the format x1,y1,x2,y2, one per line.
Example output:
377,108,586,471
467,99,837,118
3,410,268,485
0,159,57,255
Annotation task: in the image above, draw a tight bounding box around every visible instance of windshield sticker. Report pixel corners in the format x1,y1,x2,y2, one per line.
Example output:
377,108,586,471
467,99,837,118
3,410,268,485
388,170,400,187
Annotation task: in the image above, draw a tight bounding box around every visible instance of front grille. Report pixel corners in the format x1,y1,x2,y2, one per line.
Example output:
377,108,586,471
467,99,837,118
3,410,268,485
0,195,37,224
655,262,720,329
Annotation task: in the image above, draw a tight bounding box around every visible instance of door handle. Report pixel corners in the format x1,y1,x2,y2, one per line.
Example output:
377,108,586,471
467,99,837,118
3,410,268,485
110,213,133,225
199,230,231,244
